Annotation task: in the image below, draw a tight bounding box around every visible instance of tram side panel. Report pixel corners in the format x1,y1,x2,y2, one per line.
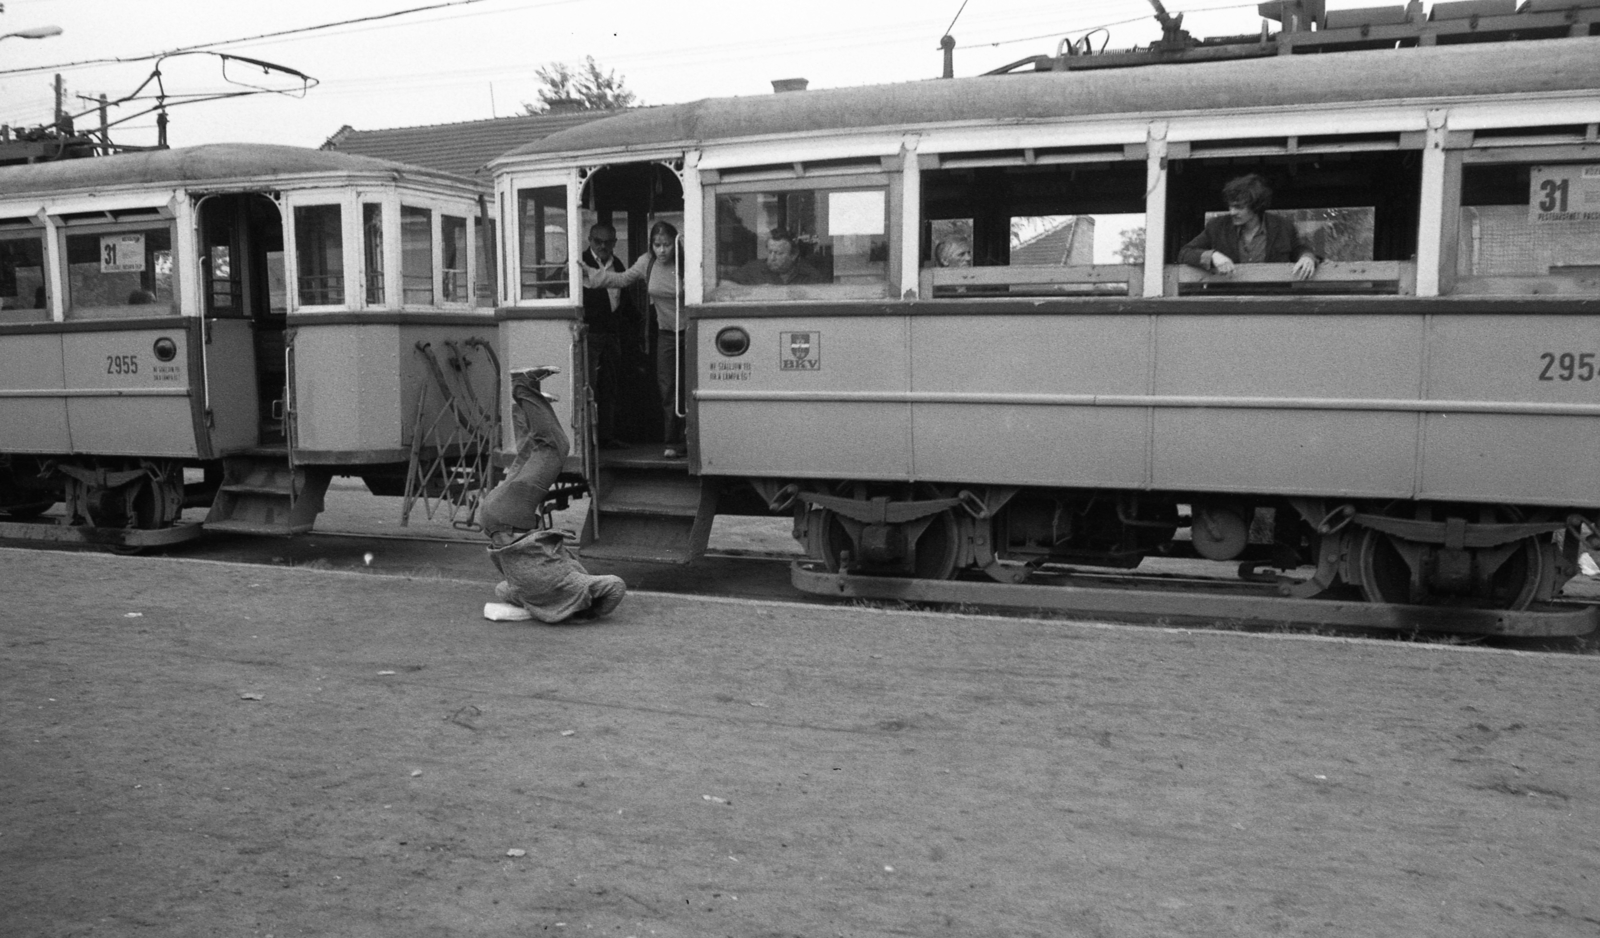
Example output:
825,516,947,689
292,325,403,459
203,318,262,455
1148,312,1422,500
908,313,1152,489
290,321,502,462
1422,311,1600,508
498,314,611,473
62,326,201,457
696,306,1600,512
0,323,205,459
0,332,70,453
695,314,912,480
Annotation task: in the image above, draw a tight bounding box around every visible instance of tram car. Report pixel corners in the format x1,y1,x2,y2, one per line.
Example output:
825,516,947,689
0,145,501,547
487,4,1600,615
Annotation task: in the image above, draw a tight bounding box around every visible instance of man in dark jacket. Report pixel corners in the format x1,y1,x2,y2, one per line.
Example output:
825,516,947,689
581,223,635,448
1179,174,1318,280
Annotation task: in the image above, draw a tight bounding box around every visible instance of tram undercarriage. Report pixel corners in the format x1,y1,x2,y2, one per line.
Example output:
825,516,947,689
780,481,1591,620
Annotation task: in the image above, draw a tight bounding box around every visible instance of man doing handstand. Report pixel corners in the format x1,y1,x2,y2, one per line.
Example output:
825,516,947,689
476,366,626,622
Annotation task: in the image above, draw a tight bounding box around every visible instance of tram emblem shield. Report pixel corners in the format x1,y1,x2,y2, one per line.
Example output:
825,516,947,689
780,331,820,371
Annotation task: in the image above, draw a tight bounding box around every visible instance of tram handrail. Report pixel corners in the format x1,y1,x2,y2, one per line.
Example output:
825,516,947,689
921,263,1142,297
674,234,685,420
1167,259,1417,295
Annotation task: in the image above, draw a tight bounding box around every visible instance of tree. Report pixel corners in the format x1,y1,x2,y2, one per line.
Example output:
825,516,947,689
1116,226,1146,266
522,57,638,115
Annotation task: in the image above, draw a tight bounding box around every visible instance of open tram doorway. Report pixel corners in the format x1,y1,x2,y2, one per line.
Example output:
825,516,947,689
197,192,288,449
578,162,684,451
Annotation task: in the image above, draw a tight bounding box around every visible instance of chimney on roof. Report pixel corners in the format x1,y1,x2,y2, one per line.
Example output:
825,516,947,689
771,78,809,93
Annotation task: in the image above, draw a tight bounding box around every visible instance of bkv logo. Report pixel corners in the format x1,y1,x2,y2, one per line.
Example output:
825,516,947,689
780,331,821,370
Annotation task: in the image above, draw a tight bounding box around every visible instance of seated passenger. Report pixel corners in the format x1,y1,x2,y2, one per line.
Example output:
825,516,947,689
727,228,824,285
1179,174,1317,280
476,366,627,623
934,237,972,268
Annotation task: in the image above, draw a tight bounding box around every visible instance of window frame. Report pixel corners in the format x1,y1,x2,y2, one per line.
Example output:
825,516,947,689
284,193,356,313
702,170,901,303
1445,140,1600,297
1157,133,1427,297
56,217,181,320
914,146,1150,298
360,200,387,308
0,223,52,323
500,170,580,308
399,203,436,307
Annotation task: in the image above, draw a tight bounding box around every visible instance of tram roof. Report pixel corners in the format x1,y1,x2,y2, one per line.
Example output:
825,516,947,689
499,37,1600,162
0,143,476,197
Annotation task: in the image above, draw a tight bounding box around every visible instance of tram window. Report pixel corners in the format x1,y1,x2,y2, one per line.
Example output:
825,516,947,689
710,184,889,300
1455,162,1600,294
401,206,434,305
441,214,468,305
65,227,175,318
362,203,384,306
0,234,48,322
518,186,569,300
1199,207,1375,260
474,216,496,308
267,251,287,315
1010,214,1148,265
294,204,344,306
208,245,235,311
921,160,1146,296
1164,152,1418,294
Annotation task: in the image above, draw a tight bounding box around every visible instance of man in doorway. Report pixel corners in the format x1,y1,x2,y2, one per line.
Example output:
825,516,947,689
729,228,825,285
581,222,635,449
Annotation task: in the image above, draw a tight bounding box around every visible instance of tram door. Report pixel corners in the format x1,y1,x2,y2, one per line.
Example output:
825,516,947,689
198,193,287,451
581,163,684,449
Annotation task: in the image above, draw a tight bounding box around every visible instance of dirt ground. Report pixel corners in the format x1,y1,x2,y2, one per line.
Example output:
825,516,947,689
3,547,1600,938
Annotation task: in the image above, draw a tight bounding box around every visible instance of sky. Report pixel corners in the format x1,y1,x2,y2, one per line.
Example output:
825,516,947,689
0,0,1377,151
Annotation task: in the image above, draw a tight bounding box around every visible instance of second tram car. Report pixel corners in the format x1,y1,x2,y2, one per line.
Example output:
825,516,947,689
0,145,501,545
488,24,1600,614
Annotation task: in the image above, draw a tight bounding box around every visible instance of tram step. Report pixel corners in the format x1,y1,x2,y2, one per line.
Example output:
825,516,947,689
204,455,332,536
218,483,300,497
578,514,706,564
592,497,701,518
580,467,716,564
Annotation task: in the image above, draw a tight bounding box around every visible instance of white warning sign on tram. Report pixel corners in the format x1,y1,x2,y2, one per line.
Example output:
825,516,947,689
1530,165,1600,224
100,233,147,273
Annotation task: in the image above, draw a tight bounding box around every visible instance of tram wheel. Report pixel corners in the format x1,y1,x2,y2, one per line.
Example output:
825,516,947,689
815,508,961,580
911,509,960,581
1354,526,1546,611
817,510,856,574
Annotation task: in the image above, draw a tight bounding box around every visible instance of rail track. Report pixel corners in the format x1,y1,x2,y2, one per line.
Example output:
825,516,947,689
6,521,1599,651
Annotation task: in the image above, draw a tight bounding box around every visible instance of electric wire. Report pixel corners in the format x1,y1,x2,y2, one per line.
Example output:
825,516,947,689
0,0,553,78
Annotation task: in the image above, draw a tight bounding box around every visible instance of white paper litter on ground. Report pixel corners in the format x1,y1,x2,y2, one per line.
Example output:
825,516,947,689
483,601,535,622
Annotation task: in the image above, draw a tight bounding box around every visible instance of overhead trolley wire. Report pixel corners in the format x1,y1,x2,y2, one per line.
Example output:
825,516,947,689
0,0,569,78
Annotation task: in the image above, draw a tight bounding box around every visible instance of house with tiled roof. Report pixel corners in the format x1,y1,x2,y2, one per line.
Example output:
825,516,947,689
1010,216,1095,267
320,110,619,190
